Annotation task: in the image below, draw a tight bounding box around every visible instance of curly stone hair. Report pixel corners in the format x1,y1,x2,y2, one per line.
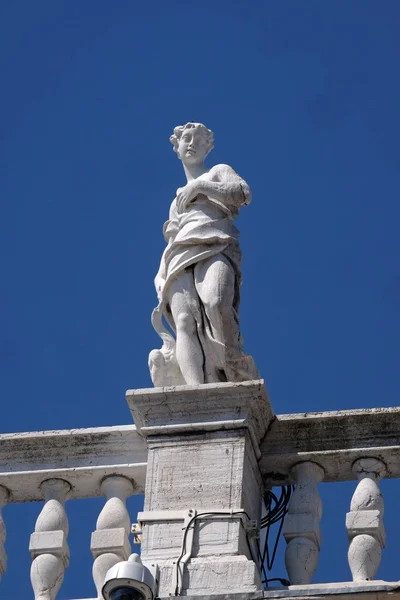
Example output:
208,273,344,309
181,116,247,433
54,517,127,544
170,122,214,157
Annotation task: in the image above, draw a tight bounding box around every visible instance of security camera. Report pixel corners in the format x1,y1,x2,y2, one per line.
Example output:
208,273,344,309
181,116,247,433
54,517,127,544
102,554,158,600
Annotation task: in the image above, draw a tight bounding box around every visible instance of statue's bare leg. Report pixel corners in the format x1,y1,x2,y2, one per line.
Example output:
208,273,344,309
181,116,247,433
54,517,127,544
168,269,205,385
194,255,241,381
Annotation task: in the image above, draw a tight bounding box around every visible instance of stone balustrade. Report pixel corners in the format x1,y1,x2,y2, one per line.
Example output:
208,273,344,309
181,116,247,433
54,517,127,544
0,424,146,599
0,485,9,580
30,478,71,600
91,475,135,598
346,458,386,582
260,404,399,585
283,462,324,585
0,425,147,502
0,383,399,598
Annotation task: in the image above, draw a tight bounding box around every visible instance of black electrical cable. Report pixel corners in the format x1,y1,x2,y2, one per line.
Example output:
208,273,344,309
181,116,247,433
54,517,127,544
262,577,290,586
262,509,285,571
259,485,294,586
261,486,292,528
174,510,252,596
173,487,293,595
256,534,269,586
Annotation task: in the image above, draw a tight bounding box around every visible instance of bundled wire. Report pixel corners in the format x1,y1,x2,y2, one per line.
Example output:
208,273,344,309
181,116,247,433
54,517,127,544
172,488,293,595
259,485,294,587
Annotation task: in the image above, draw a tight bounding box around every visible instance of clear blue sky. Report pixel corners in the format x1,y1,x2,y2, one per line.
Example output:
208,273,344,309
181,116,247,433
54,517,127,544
1,1,400,598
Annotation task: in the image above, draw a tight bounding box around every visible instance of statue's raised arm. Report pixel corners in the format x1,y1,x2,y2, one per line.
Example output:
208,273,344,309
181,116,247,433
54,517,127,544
149,122,259,387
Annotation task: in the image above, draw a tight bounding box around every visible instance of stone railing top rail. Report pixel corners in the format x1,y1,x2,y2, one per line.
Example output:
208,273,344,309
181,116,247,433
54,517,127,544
0,424,147,502
260,404,400,484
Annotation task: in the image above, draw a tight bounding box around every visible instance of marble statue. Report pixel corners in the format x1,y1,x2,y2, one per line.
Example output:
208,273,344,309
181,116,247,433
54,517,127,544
149,122,259,387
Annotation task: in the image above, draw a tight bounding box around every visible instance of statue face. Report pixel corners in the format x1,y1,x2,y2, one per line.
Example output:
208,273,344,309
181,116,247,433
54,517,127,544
177,128,209,165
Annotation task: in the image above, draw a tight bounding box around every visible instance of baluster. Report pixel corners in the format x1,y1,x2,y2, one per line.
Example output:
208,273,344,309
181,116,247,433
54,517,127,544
30,479,71,600
0,485,10,579
346,457,386,581
283,461,324,585
91,475,134,598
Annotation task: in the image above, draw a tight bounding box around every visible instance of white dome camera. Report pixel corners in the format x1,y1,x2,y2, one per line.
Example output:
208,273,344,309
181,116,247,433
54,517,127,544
102,554,158,600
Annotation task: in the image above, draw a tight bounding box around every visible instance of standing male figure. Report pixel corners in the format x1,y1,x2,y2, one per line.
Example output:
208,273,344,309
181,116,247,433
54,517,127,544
149,122,258,386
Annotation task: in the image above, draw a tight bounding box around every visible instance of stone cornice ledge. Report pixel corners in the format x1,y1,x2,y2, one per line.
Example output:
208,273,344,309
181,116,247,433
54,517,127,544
264,580,400,600
68,581,400,600
126,379,273,458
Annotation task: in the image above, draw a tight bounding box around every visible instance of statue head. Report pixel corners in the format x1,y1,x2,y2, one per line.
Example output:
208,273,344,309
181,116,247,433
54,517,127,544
170,122,214,165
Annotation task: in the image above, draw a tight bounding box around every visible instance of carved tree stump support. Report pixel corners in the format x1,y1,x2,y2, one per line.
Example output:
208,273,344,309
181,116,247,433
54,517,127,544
346,457,386,581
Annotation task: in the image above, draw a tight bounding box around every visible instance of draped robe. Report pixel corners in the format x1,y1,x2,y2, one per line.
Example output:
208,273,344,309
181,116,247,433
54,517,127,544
149,163,259,386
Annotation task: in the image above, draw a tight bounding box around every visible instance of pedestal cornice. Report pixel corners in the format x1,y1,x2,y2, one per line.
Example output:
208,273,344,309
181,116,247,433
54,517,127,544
126,379,273,458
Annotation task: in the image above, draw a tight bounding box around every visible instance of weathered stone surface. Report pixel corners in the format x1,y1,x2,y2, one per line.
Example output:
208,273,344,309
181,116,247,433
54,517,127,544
3,402,399,506
263,580,400,599
0,425,146,502
127,379,273,457
90,475,134,597
346,458,386,582
260,408,400,484
66,581,400,600
29,530,68,559
346,511,385,546
90,528,130,558
0,485,9,576
140,431,259,558
2,380,400,595
283,462,323,585
30,479,70,599
139,425,263,596
157,556,261,596
128,380,270,596
284,514,321,546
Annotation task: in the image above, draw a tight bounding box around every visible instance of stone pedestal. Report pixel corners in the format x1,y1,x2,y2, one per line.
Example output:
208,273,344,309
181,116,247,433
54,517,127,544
126,379,273,597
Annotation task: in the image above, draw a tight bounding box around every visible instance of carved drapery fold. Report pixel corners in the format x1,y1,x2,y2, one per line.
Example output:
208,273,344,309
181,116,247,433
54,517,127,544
0,485,10,579
29,478,71,600
346,457,386,581
91,475,134,599
283,461,324,585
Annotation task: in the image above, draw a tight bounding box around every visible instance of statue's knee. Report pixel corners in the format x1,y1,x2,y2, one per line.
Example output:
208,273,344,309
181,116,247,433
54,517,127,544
176,312,196,335
205,297,222,313
206,298,231,320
